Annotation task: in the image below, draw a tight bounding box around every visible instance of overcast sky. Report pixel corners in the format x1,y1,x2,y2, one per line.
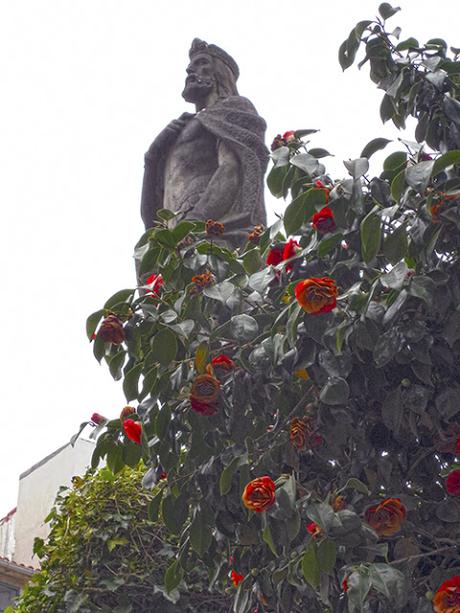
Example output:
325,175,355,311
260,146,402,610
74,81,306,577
1,0,458,515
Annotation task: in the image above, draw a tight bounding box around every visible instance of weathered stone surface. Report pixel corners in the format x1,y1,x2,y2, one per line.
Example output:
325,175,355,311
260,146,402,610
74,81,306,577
140,38,268,248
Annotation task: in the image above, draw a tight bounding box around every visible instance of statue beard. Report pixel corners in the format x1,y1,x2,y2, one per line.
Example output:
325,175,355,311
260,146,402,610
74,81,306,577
182,74,214,103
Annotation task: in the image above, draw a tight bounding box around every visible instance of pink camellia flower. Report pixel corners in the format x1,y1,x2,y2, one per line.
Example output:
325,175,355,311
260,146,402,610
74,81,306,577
145,273,164,295
123,419,142,445
90,412,107,426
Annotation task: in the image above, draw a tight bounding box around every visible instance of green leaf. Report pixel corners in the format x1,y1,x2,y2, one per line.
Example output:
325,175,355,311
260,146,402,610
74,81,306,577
104,289,134,310
383,224,408,264
107,444,124,474
308,148,332,158
318,233,343,257
284,188,327,235
290,153,319,175
408,276,435,304
302,541,320,589
122,363,143,402
390,168,406,202
405,160,435,193
317,539,337,574
194,342,209,374
262,523,278,557
86,309,104,340
383,151,407,171
378,3,401,20
150,327,178,366
432,150,460,176
343,477,370,496
435,387,460,419
395,37,419,51
164,559,183,594
230,314,259,342
148,489,164,521
267,165,289,198
360,138,392,160
162,495,188,534
154,228,177,249
93,333,106,363
295,129,319,138
320,377,350,405
380,261,409,290
190,509,212,556
360,211,382,263
203,279,235,303
219,453,248,495
344,157,369,179
108,350,126,381
171,221,195,243
369,564,408,608
122,441,142,468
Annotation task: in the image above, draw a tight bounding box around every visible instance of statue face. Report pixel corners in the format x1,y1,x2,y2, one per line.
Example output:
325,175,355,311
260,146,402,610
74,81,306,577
182,53,215,103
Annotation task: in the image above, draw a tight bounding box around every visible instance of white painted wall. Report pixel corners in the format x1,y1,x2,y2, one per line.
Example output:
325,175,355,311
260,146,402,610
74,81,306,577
0,511,16,560
13,438,95,566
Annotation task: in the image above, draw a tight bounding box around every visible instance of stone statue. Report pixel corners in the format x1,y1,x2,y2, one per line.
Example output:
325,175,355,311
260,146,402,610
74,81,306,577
140,38,269,248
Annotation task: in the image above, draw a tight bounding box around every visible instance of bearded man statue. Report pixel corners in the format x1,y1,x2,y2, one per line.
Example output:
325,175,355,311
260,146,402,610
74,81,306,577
140,38,268,248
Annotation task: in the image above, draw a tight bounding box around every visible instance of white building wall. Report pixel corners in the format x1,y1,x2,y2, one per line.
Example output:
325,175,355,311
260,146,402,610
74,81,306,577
0,511,16,559
13,438,95,566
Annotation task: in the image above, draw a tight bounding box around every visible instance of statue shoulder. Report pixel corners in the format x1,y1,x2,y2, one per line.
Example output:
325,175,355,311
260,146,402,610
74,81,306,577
219,95,258,113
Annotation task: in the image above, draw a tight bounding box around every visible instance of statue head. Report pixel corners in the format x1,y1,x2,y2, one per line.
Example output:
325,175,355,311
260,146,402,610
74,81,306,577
182,38,239,106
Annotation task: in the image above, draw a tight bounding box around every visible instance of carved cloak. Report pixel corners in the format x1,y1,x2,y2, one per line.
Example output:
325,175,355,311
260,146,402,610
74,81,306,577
140,95,269,247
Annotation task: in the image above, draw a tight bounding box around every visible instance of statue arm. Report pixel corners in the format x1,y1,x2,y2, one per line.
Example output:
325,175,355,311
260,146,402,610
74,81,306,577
184,140,240,221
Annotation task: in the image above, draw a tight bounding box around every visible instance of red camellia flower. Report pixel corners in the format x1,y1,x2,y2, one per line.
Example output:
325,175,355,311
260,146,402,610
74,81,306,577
282,238,300,271
90,412,107,426
231,570,245,587
314,179,330,204
190,374,220,416
306,522,322,538
98,314,125,345
212,354,235,370
364,497,406,536
432,575,460,613
242,476,276,512
190,397,218,416
283,130,296,142
457,435,460,454
266,244,285,266
123,419,142,445
312,207,336,233
446,469,460,496
145,273,164,295
295,277,338,314
342,576,349,593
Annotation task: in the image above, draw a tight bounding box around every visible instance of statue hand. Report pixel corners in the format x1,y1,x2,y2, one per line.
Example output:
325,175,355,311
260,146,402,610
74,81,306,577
150,113,195,150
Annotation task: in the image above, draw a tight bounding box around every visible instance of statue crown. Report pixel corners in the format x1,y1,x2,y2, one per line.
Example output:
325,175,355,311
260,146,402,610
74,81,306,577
189,38,239,80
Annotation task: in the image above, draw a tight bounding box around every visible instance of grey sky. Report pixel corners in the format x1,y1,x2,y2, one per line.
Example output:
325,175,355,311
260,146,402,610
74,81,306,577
1,0,458,514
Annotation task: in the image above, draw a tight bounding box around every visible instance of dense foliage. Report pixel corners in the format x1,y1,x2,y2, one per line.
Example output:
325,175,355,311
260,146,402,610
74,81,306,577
76,5,460,612
7,465,230,612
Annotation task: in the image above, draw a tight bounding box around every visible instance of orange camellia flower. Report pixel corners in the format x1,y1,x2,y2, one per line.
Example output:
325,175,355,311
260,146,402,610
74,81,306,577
120,405,136,421
190,374,220,416
432,575,460,613
242,476,276,512
248,224,265,242
205,219,225,236
295,277,338,315
294,368,309,381
312,207,336,233
446,469,460,496
231,570,245,587
191,270,214,289
98,314,125,345
123,419,142,445
331,494,346,512
364,497,406,537
290,417,309,450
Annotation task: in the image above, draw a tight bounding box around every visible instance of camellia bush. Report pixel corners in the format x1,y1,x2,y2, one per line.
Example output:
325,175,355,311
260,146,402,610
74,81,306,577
79,4,460,612
7,464,231,613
